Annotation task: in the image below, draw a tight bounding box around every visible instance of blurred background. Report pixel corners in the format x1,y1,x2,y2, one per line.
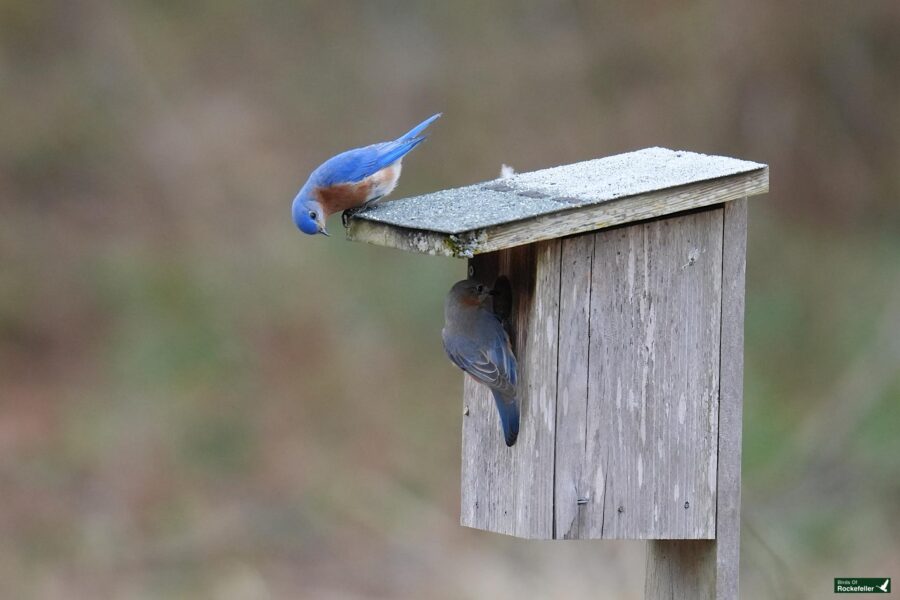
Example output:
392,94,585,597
1,1,899,598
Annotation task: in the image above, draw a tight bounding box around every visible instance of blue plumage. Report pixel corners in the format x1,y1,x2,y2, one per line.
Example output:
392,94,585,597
292,113,441,236
399,112,442,141
311,138,424,188
492,390,519,448
443,280,520,447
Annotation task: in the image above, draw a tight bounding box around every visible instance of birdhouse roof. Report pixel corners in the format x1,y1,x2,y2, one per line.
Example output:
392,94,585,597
346,147,768,257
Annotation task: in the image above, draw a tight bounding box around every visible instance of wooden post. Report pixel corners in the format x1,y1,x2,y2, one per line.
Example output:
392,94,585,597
646,540,716,598
346,148,766,599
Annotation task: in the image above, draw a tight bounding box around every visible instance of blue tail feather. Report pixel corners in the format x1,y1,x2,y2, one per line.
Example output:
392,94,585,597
491,390,519,447
399,113,442,141
375,137,427,169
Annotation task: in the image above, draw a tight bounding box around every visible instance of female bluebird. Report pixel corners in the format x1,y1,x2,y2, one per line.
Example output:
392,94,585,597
442,279,519,447
291,113,442,236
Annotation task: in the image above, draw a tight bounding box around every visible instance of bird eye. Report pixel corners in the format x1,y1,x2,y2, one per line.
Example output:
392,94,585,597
476,284,484,293
308,210,317,220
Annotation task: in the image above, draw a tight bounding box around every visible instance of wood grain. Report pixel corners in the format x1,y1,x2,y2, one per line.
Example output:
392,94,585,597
554,233,596,539
557,208,724,539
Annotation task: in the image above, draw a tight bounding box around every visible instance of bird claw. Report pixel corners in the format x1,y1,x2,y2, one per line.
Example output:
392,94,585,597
342,203,377,228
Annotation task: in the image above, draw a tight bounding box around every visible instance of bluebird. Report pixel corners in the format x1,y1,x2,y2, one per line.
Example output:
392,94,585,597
291,113,442,236
442,279,519,447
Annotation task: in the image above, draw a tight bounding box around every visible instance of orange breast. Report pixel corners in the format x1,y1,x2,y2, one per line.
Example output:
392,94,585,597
315,180,373,216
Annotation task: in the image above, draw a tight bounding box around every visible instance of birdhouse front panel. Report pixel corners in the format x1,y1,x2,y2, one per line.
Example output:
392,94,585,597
460,240,562,539
461,207,725,540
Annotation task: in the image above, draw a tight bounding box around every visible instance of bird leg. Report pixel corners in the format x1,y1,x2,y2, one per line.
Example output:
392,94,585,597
341,207,365,228
341,195,385,228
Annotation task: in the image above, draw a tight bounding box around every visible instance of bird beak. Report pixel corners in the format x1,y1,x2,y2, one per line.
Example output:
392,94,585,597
319,226,330,237
487,289,498,296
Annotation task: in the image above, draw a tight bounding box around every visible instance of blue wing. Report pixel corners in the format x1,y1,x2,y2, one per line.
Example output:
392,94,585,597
442,323,517,398
443,320,519,446
311,113,441,187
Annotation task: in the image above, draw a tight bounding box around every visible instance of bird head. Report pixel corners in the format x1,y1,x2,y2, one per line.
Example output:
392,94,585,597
292,191,329,236
448,279,493,308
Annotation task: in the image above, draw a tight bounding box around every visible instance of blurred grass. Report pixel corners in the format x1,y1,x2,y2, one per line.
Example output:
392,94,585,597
1,1,899,598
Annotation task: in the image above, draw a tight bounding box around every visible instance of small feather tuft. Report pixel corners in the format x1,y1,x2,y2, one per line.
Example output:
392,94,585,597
500,164,516,179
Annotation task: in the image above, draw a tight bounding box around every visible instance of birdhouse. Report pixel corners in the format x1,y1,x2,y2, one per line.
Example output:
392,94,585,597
347,147,768,599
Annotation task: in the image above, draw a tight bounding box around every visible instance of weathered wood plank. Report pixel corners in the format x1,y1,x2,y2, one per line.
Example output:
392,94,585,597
554,233,595,539
460,240,561,538
645,540,716,599
347,166,767,258
714,198,748,598
581,208,724,539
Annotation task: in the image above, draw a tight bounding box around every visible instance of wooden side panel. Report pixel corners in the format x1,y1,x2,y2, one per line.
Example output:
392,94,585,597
713,198,748,597
555,209,724,539
460,240,561,538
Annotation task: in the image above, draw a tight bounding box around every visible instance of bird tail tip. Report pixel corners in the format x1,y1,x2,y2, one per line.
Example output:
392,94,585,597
401,112,442,141
492,391,519,447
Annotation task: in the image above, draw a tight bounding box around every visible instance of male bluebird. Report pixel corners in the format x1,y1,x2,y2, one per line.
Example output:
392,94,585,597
291,113,442,236
442,279,519,447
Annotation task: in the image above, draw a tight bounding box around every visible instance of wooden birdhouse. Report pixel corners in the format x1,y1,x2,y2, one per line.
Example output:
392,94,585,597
347,147,768,599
